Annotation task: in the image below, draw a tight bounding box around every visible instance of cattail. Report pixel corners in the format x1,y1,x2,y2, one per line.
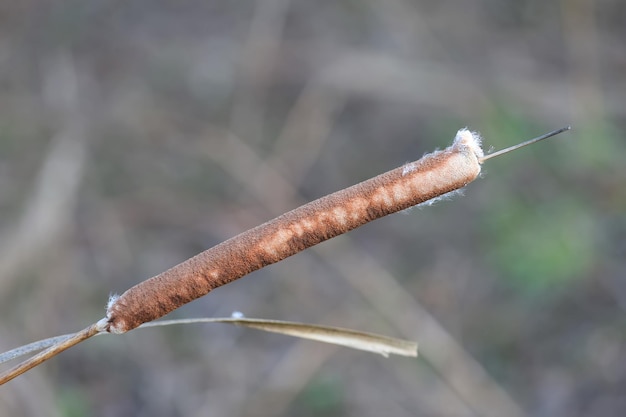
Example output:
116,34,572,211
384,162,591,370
105,126,571,333
0,126,570,385
105,129,484,333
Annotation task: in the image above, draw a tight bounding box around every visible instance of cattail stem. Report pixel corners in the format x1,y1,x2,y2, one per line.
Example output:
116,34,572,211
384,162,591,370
105,129,484,333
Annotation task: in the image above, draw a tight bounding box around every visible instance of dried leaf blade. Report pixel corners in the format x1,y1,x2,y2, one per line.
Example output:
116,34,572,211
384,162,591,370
141,317,418,358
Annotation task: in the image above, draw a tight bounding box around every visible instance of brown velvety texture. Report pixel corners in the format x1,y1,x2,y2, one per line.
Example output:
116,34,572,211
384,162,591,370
106,137,482,333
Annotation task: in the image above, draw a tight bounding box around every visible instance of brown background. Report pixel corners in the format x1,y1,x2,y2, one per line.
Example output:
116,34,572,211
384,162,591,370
0,1,624,416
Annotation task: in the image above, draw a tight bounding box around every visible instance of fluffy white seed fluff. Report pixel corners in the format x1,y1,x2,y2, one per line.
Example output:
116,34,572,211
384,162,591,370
454,128,484,159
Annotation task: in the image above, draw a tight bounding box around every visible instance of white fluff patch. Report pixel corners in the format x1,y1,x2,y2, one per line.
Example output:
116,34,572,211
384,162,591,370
106,293,119,312
93,293,120,332
417,189,464,208
401,162,416,176
454,128,484,158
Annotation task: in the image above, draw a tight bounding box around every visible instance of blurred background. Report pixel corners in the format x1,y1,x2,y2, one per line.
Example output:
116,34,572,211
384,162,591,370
0,1,624,416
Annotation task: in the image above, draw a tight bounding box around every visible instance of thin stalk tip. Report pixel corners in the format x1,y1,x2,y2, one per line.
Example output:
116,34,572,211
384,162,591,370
479,126,571,163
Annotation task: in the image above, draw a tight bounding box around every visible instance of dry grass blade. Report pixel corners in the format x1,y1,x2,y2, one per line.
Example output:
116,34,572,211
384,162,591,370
0,324,102,386
0,315,415,386
140,318,417,357
0,334,75,365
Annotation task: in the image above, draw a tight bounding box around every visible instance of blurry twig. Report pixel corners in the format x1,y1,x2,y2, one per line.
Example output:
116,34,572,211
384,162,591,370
268,82,346,187
229,0,291,142
239,339,338,416
560,0,604,121
0,53,88,296
0,129,87,295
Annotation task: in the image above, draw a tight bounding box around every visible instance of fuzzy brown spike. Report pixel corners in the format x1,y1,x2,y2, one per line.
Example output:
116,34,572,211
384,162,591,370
106,129,484,333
